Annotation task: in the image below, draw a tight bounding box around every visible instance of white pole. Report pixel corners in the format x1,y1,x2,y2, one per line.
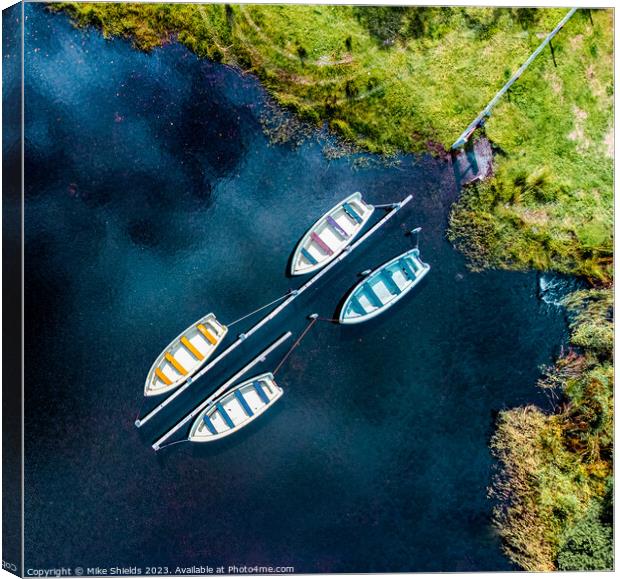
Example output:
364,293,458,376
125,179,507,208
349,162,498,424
137,194,413,428
153,331,292,450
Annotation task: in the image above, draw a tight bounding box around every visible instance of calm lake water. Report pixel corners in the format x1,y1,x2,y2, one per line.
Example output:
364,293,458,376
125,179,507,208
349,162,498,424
24,4,569,572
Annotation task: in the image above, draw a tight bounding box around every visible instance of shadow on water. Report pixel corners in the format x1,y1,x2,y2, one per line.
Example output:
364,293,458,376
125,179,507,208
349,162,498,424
452,138,494,188
284,241,299,279
23,3,570,573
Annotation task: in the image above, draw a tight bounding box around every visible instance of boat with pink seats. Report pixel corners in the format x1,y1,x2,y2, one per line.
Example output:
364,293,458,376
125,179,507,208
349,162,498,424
290,192,374,276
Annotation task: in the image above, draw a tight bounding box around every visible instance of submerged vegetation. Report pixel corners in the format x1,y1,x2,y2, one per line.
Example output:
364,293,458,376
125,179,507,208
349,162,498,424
49,3,613,570
490,288,613,570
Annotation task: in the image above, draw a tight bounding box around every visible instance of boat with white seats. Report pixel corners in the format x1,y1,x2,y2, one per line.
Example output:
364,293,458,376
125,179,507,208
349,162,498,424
189,372,283,442
290,192,374,276
145,313,228,396
339,248,430,324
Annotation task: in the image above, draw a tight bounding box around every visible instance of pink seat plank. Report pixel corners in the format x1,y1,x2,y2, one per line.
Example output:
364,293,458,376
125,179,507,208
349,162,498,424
310,232,333,255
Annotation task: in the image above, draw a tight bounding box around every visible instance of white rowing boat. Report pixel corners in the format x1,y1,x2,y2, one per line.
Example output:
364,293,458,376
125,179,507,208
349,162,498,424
189,372,283,442
290,192,374,276
144,313,228,396
339,248,430,324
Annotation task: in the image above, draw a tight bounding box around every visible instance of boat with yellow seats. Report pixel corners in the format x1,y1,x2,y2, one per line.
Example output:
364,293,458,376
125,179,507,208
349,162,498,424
144,313,227,396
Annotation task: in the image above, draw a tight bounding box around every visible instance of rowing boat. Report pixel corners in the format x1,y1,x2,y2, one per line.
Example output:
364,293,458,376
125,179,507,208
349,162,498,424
188,373,283,442
290,192,374,276
339,248,430,324
144,313,227,396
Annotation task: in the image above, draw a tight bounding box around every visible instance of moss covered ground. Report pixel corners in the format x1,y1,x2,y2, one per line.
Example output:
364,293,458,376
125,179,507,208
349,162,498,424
50,4,576,152
448,9,613,283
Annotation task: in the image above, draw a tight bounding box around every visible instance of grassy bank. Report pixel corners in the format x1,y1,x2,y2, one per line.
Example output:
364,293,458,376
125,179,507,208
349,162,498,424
490,288,613,571
50,4,574,152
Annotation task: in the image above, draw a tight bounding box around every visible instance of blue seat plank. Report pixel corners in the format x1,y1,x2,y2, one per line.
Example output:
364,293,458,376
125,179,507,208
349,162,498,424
216,402,235,429
326,215,349,238
349,294,366,315
342,202,363,224
301,247,318,265
253,381,270,405
235,389,254,417
203,413,218,435
400,258,417,279
364,283,383,308
382,271,401,295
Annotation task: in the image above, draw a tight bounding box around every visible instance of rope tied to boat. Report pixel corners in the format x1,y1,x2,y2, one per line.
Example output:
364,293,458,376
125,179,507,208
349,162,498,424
315,316,340,323
155,439,191,451
227,290,297,327
272,315,319,376
134,397,147,424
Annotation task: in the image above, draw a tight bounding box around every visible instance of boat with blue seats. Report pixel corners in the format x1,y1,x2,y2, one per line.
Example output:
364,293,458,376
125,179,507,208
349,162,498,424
188,372,283,442
290,192,374,276
144,313,228,397
339,248,430,324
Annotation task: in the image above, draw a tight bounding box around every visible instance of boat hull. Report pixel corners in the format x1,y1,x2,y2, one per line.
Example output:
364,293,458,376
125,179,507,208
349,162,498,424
339,248,430,324
290,192,374,276
189,373,283,442
144,313,227,396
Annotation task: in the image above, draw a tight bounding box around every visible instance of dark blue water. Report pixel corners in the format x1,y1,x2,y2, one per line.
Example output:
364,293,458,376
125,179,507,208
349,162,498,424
24,4,569,572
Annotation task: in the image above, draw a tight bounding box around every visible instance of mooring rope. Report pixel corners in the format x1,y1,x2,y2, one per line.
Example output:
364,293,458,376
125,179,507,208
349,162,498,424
156,439,191,451
316,316,340,323
135,397,147,423
227,290,295,327
273,316,319,376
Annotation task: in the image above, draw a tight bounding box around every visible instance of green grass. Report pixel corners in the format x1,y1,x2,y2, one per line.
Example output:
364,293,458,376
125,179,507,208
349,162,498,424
46,5,598,151
449,8,613,283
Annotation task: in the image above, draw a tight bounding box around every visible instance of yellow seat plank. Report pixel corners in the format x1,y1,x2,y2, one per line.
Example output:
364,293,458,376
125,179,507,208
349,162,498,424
197,324,218,345
155,367,172,386
165,352,187,376
181,336,204,360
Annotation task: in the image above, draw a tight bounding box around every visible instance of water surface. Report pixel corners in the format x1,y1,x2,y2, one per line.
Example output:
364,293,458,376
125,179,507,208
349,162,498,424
24,4,568,572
